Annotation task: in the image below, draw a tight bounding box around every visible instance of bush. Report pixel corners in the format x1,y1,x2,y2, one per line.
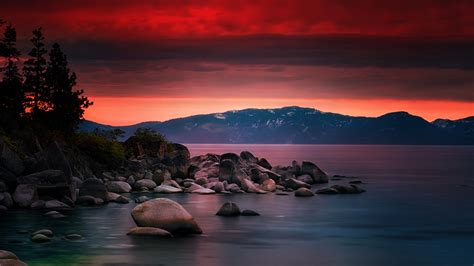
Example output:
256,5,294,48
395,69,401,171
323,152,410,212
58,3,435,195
74,132,125,167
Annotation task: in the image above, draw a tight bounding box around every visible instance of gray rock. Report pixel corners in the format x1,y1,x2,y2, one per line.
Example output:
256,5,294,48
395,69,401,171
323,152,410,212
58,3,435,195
0,250,18,260
0,192,13,208
241,210,260,216
107,192,130,203
106,181,132,193
65,234,83,240
154,185,182,194
315,187,339,195
126,175,136,186
301,161,329,183
260,178,276,192
30,200,45,209
77,195,102,206
212,181,225,193
241,178,267,194
134,179,157,190
44,210,66,218
31,234,51,243
191,188,216,194
0,250,26,266
286,178,311,190
127,227,173,238
186,182,204,192
134,196,150,203
195,177,208,186
216,202,241,217
240,151,257,163
225,183,241,193
13,184,38,208
296,174,313,184
257,158,272,170
32,229,53,237
45,200,71,209
331,185,365,194
131,198,202,235
294,187,314,197
219,159,235,182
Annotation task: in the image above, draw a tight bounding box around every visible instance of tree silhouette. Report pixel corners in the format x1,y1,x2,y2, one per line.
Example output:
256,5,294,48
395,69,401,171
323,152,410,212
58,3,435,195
0,23,24,118
23,27,48,116
45,43,92,133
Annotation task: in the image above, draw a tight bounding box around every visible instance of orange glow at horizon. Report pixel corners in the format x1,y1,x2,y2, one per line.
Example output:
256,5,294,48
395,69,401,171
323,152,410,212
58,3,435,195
84,97,473,126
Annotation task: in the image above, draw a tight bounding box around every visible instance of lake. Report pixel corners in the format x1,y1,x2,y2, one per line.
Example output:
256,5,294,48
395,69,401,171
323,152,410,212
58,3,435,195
1,145,473,265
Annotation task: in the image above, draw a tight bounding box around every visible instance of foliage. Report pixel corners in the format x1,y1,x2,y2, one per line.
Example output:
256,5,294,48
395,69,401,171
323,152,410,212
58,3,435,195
74,132,125,167
93,128,125,141
133,127,168,143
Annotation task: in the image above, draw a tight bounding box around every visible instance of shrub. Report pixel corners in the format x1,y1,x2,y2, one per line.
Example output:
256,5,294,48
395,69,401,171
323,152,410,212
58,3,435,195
74,132,125,167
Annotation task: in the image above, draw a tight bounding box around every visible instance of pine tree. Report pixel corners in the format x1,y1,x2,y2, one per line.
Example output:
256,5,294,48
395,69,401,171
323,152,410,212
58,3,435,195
0,23,24,117
45,43,92,133
23,27,48,115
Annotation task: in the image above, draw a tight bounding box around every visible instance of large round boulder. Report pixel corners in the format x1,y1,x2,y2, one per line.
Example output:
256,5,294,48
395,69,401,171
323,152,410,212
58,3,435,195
131,198,202,235
0,250,27,266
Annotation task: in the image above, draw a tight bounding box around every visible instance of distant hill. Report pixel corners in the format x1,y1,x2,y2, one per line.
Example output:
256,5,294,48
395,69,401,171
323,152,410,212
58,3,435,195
79,106,474,144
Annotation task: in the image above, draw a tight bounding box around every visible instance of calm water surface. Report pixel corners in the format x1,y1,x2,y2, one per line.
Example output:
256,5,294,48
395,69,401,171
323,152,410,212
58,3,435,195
1,145,473,266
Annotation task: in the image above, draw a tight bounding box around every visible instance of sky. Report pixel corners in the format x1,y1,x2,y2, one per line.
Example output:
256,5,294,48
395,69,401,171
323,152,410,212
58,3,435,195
1,0,473,125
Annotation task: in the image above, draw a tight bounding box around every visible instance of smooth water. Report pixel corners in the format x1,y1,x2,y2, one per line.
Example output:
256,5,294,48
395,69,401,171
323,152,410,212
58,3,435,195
1,145,473,266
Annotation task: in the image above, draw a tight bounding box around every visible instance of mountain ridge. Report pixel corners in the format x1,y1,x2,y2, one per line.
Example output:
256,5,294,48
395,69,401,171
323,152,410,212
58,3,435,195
79,106,474,144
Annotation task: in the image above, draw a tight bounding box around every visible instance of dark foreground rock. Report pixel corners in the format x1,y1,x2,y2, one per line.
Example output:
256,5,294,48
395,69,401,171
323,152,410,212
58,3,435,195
0,250,27,266
127,227,173,238
216,202,241,217
131,198,202,235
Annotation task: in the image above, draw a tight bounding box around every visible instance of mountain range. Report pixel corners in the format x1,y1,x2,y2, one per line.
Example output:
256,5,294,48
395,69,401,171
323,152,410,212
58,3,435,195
79,106,474,144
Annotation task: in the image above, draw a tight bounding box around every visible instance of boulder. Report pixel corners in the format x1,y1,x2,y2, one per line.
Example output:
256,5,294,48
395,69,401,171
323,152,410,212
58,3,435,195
186,183,205,192
225,183,242,193
76,195,103,206
44,210,66,218
127,227,173,238
296,174,313,184
241,210,260,216
162,179,180,189
152,169,169,185
13,184,38,208
286,178,311,190
107,192,130,203
64,234,83,240
241,178,267,194
301,161,329,183
240,151,257,163
315,187,339,195
219,159,235,182
164,143,191,179
18,169,76,201
220,153,241,164
31,234,51,243
131,198,202,235
0,250,26,266
154,184,183,194
31,200,46,209
216,202,241,217
44,200,71,209
79,178,108,201
212,181,225,193
134,179,157,190
134,196,150,203
106,181,132,193
294,187,314,197
257,158,272,170
260,178,276,192
195,177,208,186
126,176,136,186
192,188,216,195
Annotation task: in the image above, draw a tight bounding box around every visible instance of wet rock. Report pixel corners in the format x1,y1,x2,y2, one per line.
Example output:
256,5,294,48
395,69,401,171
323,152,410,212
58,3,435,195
44,210,66,218
32,229,53,237
195,177,208,186
241,210,260,216
260,178,276,192
241,178,267,194
127,227,173,238
216,202,241,217
296,174,313,184
301,161,329,183
192,188,216,194
331,185,365,194
225,183,241,193
315,187,339,195
77,195,102,206
134,179,157,190
212,181,224,193
79,178,108,201
64,234,83,240
154,185,182,194
126,176,136,186
31,234,51,243
135,196,150,203
294,187,314,197
13,184,38,208
45,200,71,209
107,192,130,204
0,250,26,266
186,183,204,192
286,178,311,190
106,181,132,193
131,198,202,235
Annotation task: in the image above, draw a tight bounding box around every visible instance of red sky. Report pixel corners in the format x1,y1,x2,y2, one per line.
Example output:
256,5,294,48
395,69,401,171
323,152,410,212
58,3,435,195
1,0,473,125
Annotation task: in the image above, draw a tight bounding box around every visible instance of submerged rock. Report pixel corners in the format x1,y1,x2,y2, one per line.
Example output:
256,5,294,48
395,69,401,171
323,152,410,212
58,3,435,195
64,234,83,240
44,200,71,209
192,188,216,195
134,196,151,203
315,187,339,195
216,202,241,217
331,185,365,194
31,234,50,243
127,227,173,238
154,185,182,194
131,198,202,235
241,210,260,216
32,229,53,237
294,187,314,197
